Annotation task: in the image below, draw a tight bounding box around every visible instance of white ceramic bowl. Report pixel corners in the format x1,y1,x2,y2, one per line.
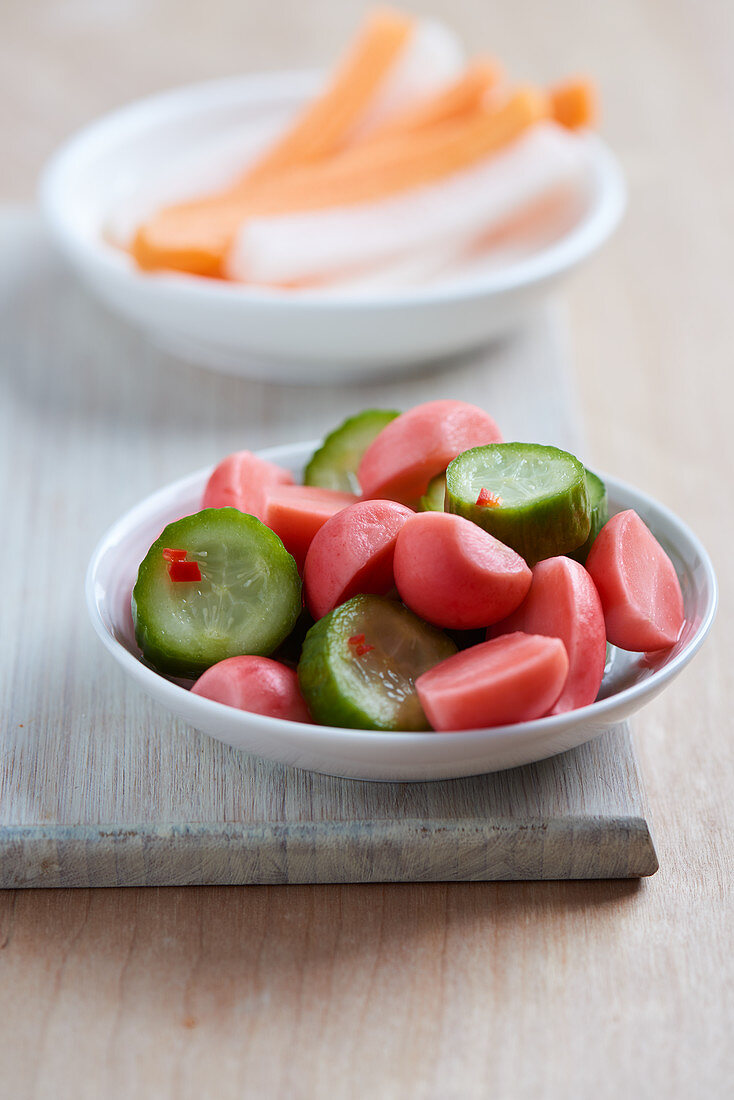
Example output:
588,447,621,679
86,441,717,782
41,71,626,384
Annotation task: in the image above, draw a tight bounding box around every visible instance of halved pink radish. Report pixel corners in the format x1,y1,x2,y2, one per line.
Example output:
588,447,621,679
415,632,569,730
487,556,605,713
262,485,359,569
357,399,502,503
191,656,311,722
393,511,531,629
304,499,413,619
202,450,294,522
585,509,685,651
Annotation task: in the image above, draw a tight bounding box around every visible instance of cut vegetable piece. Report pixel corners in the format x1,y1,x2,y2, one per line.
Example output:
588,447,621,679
358,399,502,504
191,656,311,722
228,122,586,285
351,18,465,140
297,594,457,730
304,409,400,492
569,468,608,564
238,89,547,216
240,7,415,185
304,499,413,619
419,474,446,512
356,57,499,144
202,450,294,522
446,442,590,565
168,559,202,583
133,89,546,277
132,508,302,678
415,632,569,731
262,485,359,570
585,510,685,651
549,78,596,130
487,556,605,713
393,511,532,629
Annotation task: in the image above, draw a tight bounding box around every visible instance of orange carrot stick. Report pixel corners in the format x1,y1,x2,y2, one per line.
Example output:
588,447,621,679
246,87,547,214
241,7,414,186
131,88,547,276
357,58,502,145
549,78,597,129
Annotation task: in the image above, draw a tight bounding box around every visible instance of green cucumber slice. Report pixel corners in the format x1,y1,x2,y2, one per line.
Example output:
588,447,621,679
446,443,591,566
304,409,400,493
569,469,609,564
419,474,447,512
297,594,457,731
132,508,302,678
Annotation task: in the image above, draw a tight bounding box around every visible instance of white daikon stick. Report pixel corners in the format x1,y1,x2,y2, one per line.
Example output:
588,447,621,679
226,123,589,286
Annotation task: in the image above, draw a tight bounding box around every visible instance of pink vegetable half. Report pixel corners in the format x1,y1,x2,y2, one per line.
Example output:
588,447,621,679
191,656,311,722
416,632,569,731
488,556,606,713
202,450,294,522
393,510,531,629
357,399,502,503
304,499,413,619
262,485,359,570
585,509,685,651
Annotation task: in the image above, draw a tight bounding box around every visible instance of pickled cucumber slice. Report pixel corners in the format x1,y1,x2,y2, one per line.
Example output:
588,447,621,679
297,594,457,731
419,474,447,512
446,443,590,566
132,508,302,678
304,409,399,493
569,469,609,564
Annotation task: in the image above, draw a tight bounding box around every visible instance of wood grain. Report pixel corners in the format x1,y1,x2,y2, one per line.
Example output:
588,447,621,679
0,214,656,885
1,0,733,1097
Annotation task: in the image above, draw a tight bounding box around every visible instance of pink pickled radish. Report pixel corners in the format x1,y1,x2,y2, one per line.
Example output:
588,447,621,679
191,656,310,721
416,632,569,730
487,556,605,713
358,399,502,503
202,450,294,522
262,485,359,570
585,509,685,651
393,511,531,629
304,499,413,619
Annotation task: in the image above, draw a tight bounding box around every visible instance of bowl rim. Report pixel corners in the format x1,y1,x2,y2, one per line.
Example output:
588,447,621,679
40,69,627,311
85,440,718,750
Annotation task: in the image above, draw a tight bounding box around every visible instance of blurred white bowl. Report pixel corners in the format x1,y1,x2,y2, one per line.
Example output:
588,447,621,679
86,441,716,782
40,72,626,384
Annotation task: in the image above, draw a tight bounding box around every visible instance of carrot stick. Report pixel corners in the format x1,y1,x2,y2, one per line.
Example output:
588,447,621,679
246,88,547,214
549,78,596,129
131,88,547,276
357,59,501,145
240,7,414,186
227,123,586,286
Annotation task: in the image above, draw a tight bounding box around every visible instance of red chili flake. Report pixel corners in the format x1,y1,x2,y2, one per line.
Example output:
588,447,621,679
476,488,503,508
348,634,366,646
162,548,188,562
168,560,202,583
355,643,375,657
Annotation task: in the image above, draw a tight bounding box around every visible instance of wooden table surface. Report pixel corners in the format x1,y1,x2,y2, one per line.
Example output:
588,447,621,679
2,1,732,1097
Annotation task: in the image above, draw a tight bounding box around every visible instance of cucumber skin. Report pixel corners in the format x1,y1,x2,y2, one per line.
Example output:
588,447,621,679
132,509,302,679
569,469,609,565
446,444,591,567
297,596,456,732
298,602,397,730
304,409,400,493
419,474,447,512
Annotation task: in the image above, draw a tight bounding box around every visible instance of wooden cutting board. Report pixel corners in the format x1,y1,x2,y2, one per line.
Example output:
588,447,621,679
0,211,657,886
